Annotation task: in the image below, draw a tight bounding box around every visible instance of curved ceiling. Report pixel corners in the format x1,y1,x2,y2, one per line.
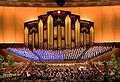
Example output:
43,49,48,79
0,0,120,7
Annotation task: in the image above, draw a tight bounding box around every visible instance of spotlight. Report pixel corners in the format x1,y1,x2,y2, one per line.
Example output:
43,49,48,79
57,10,61,14
55,0,66,7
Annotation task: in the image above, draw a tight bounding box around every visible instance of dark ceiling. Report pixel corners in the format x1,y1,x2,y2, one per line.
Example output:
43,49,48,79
0,0,120,7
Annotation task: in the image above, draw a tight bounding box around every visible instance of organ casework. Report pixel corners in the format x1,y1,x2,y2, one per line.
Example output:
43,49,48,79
24,10,94,49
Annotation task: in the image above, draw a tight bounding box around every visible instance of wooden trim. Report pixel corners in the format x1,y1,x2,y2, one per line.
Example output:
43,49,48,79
0,43,24,49
94,42,120,48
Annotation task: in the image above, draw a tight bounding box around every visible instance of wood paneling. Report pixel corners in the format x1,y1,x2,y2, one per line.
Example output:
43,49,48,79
102,6,114,42
15,7,38,43
15,7,25,43
0,7,3,43
114,6,120,42
80,7,103,42
3,7,16,43
37,7,50,16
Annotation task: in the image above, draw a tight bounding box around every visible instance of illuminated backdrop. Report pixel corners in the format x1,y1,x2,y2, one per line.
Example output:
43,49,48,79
0,6,120,43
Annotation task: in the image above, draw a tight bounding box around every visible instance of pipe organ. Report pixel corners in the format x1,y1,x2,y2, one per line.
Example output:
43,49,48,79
24,10,94,49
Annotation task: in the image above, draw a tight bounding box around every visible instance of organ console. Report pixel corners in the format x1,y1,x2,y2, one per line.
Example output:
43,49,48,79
24,10,94,49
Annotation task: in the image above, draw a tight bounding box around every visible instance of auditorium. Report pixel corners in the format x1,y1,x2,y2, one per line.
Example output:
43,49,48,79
0,0,120,81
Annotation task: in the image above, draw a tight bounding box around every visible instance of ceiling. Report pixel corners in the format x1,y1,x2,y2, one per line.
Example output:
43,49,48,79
0,0,120,7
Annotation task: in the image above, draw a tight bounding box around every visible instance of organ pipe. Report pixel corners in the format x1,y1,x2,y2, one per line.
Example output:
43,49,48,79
62,40,65,49
61,26,64,39
84,32,86,48
65,15,71,48
29,34,32,46
54,26,57,39
24,11,94,49
86,34,90,44
58,25,61,49
25,27,28,47
38,19,43,48
81,33,83,46
75,19,80,47
47,15,53,49
32,32,35,48
54,40,57,49
90,26,94,46
35,33,38,47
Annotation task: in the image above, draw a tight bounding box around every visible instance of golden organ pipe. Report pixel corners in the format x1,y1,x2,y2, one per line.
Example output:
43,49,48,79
84,32,86,48
75,19,80,47
58,25,61,48
90,26,94,45
32,32,35,48
24,11,94,49
38,19,43,48
25,27,28,47
65,15,71,48
47,15,53,49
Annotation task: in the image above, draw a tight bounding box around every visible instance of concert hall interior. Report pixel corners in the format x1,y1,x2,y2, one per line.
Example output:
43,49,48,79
0,0,120,81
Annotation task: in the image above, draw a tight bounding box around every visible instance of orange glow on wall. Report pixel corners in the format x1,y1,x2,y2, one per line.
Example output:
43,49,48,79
3,7,16,43
0,6,120,43
0,7,4,43
114,6,120,42
102,6,114,42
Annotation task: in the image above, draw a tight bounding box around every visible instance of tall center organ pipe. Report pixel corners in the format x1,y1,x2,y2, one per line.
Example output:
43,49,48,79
47,15,53,49
65,15,71,49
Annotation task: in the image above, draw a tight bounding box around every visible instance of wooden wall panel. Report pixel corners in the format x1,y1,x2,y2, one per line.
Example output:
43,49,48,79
0,7,3,43
3,7,16,43
80,7,103,42
94,7,103,43
37,7,50,16
21,7,38,22
15,7,24,43
80,7,95,21
15,7,37,43
114,6,120,42
102,6,114,42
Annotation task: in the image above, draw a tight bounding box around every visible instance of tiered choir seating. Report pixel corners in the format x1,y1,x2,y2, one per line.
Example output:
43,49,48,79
7,48,39,62
81,46,112,60
33,49,64,62
63,48,85,60
7,46,112,62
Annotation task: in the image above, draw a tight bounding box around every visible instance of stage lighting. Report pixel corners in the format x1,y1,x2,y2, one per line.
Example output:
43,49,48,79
55,0,66,7
57,10,61,14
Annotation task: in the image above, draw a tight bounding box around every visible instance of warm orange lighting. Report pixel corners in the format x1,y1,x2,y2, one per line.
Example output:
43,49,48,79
80,18,92,21
0,6,120,44
26,18,38,22
4,41,15,43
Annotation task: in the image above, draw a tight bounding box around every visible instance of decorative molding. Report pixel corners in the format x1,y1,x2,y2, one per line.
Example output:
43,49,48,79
0,0,120,7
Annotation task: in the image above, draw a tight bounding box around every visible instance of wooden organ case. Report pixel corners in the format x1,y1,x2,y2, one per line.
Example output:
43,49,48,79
24,10,94,49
